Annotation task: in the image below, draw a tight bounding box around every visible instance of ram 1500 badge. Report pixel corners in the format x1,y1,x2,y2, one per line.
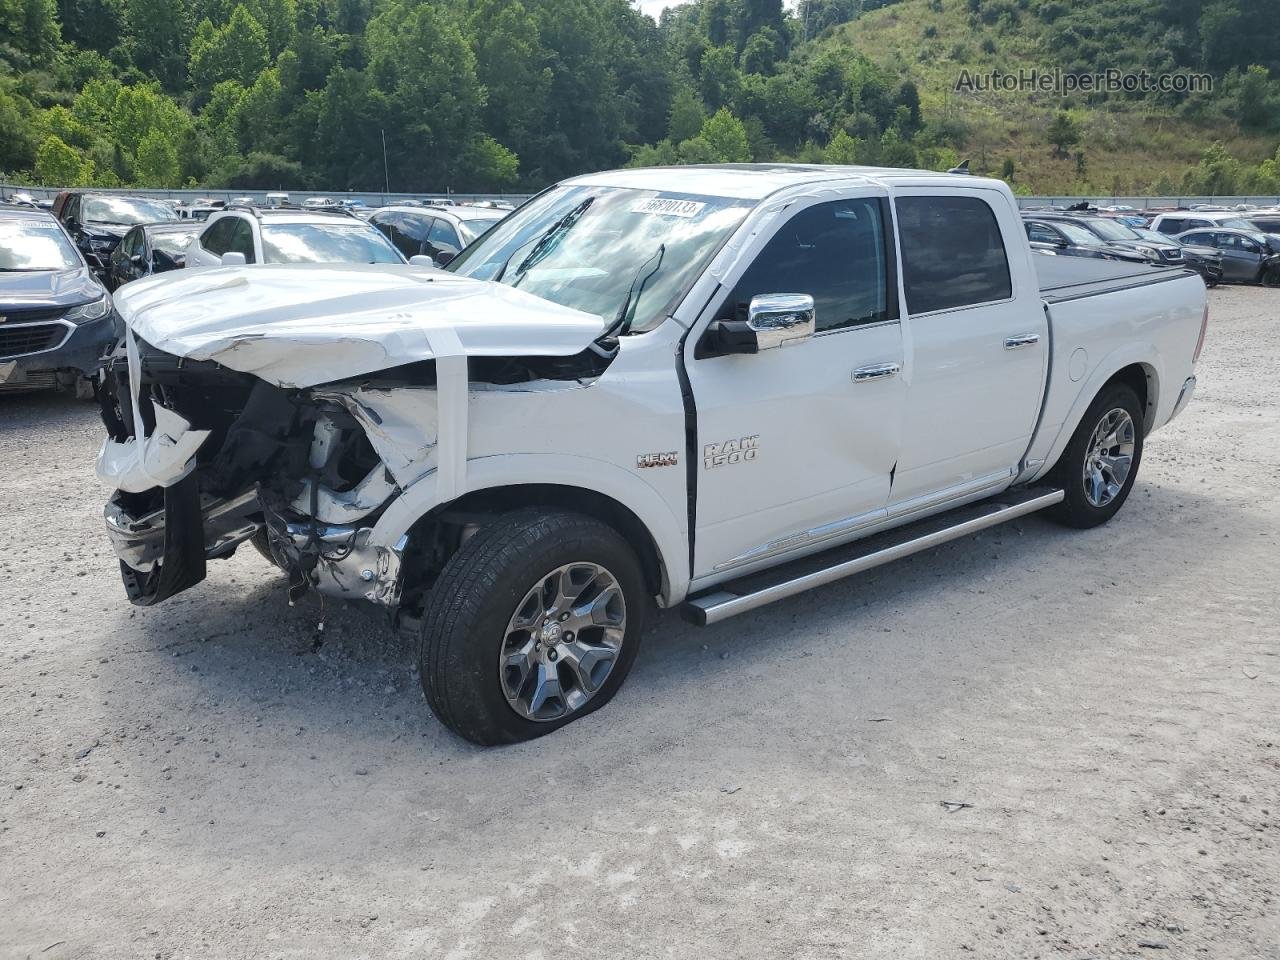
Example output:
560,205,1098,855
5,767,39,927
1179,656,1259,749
96,165,1207,744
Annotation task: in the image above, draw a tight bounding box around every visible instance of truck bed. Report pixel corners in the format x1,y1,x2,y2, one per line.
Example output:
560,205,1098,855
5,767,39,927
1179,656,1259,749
1035,254,1194,303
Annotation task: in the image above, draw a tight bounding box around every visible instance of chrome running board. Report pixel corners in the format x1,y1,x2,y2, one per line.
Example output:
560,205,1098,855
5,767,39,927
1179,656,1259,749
682,487,1064,626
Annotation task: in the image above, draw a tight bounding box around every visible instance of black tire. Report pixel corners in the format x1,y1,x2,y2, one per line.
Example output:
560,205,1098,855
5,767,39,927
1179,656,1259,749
418,509,648,745
1046,382,1145,529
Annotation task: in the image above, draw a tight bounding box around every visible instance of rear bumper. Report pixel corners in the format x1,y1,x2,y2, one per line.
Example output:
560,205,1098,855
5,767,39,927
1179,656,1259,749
1169,375,1197,424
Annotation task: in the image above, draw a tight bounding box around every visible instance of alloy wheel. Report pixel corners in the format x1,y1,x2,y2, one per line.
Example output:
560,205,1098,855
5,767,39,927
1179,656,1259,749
1082,407,1136,508
499,562,627,722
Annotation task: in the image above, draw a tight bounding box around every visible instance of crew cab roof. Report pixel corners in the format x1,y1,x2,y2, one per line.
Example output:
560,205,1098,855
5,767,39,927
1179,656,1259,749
565,163,976,200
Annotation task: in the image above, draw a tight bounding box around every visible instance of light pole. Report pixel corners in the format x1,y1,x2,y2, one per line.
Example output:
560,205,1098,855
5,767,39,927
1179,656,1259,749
381,129,391,200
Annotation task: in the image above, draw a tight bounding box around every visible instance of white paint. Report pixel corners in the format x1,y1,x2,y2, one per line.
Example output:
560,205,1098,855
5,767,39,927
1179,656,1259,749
111,263,606,388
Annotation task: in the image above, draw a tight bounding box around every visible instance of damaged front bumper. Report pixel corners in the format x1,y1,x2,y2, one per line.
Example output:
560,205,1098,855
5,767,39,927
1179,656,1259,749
96,336,414,611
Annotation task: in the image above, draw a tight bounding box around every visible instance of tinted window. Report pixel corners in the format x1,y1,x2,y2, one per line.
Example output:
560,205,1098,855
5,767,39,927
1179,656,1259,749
896,196,1012,314
428,218,461,254
0,218,82,270
1181,231,1213,245
1157,218,1184,235
726,198,896,333
1026,222,1060,245
200,217,237,255
228,218,256,262
259,223,403,264
1249,218,1280,233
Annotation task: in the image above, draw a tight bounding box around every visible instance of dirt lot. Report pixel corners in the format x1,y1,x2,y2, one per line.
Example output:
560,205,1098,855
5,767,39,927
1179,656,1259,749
2,286,1277,960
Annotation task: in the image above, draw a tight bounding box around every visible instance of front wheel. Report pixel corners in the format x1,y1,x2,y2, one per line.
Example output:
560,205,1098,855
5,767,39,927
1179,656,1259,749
1046,383,1145,529
418,509,648,745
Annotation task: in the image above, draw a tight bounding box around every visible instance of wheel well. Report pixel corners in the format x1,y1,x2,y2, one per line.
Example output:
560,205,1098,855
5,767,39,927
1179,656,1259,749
1105,363,1154,434
417,484,666,598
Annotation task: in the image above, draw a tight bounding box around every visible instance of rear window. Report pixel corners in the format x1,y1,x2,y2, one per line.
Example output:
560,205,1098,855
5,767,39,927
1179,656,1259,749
260,223,403,264
895,196,1012,315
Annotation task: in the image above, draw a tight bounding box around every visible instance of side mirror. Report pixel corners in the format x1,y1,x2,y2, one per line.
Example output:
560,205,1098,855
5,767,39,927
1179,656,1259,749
711,294,816,355
1053,237,1069,248
408,254,436,266
434,250,457,267
220,251,247,266
129,254,144,266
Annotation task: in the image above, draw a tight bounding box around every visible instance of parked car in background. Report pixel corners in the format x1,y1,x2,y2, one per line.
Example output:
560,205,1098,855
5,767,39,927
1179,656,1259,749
105,222,202,290
1023,217,1150,263
369,204,508,264
0,209,114,394
264,192,290,208
184,206,405,268
54,193,180,275
302,197,340,209
1130,227,1223,286
1242,213,1280,237
1047,215,1188,266
1150,211,1258,236
1173,227,1280,285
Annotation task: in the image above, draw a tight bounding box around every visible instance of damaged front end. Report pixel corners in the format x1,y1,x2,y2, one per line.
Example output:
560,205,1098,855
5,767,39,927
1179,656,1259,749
97,338,417,611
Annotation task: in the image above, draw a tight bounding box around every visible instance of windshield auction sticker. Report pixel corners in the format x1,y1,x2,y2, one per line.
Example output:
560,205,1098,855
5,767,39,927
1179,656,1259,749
632,198,707,218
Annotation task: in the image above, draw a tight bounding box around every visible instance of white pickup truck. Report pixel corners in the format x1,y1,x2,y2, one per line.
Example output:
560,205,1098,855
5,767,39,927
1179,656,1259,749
96,165,1208,744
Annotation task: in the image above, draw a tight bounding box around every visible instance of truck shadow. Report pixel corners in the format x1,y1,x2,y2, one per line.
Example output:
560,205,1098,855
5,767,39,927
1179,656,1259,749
109,474,1246,765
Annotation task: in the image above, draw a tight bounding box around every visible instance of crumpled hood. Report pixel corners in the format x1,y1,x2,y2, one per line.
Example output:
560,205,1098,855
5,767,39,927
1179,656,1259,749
113,263,607,388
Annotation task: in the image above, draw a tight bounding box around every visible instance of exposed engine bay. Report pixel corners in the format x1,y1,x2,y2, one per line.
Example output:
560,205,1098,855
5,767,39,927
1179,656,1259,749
96,336,611,615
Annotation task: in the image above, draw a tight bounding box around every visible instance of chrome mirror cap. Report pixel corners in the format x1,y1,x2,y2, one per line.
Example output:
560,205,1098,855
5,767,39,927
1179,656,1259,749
747,293,816,349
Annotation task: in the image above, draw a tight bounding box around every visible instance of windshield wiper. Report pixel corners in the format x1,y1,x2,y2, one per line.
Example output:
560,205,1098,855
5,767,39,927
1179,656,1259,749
596,243,665,344
496,197,594,284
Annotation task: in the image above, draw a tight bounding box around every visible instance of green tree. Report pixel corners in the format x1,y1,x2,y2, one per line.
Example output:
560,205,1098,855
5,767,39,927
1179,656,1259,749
690,107,752,162
367,0,484,189
123,0,193,90
1047,111,1081,158
463,136,520,191
0,88,39,172
189,5,270,98
1236,65,1277,131
133,128,179,184
468,0,550,178
667,85,706,143
0,0,61,63
34,135,93,185
824,128,859,164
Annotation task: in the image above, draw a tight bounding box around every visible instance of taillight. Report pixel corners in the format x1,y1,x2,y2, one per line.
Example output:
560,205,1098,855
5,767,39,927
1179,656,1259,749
1193,302,1209,364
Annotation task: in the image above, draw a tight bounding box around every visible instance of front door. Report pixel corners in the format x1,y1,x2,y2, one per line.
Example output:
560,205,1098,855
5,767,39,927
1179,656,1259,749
686,192,907,581
888,190,1048,509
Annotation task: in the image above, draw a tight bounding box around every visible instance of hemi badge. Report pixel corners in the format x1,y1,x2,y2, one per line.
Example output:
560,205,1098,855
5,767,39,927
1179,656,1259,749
637,451,678,468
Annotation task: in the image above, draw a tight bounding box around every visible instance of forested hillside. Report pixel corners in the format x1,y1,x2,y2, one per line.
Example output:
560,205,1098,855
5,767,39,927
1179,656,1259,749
1,0,1279,193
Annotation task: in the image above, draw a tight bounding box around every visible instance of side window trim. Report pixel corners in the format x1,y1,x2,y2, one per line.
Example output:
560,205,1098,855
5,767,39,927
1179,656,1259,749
715,195,899,337
894,193,1015,317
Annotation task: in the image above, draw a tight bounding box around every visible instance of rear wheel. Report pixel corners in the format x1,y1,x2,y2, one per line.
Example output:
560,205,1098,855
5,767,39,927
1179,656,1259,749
418,509,648,745
1046,383,1145,529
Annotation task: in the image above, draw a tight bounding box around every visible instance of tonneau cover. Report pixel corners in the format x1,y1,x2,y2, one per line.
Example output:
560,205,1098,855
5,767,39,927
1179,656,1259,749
1035,255,1193,303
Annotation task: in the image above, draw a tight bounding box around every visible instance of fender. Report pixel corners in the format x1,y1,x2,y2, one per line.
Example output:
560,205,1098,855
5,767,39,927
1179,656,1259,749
1024,342,1164,485
367,452,692,604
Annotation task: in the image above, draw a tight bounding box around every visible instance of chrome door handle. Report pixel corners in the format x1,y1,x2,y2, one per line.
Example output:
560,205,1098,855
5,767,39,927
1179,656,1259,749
1004,334,1041,349
852,362,901,383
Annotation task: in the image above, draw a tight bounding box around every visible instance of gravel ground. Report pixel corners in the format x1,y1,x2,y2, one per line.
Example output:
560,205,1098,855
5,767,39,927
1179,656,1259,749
2,286,1277,960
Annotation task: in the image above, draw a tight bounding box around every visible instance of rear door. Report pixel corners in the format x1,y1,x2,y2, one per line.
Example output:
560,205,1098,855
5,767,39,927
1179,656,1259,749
1217,232,1262,280
888,189,1048,510
686,189,907,579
